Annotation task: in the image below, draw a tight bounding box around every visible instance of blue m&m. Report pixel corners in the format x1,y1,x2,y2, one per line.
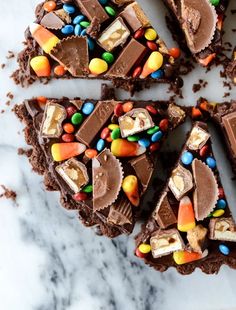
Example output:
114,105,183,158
96,139,105,152
63,4,76,14
219,244,230,256
82,102,95,115
206,156,216,169
61,25,74,35
138,138,150,148
151,131,163,142
216,199,227,209
181,151,193,165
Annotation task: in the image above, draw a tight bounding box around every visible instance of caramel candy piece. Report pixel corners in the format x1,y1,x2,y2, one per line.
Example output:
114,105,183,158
40,102,66,138
209,217,236,242
98,17,130,52
186,125,210,151
150,228,185,258
222,112,236,157
187,225,208,253
119,108,154,138
92,149,123,211
192,159,218,221
56,158,89,193
107,196,133,226
152,192,177,229
120,2,151,32
167,103,186,128
168,164,193,200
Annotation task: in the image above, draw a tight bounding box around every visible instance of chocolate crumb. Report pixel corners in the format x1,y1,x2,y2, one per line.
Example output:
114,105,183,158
6,92,14,100
1,64,6,69
18,148,33,157
6,51,15,59
0,185,17,202
223,92,230,98
192,79,208,93
5,101,11,106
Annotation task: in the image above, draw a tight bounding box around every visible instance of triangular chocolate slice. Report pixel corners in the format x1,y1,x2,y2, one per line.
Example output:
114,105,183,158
12,0,182,92
14,87,186,238
136,121,236,274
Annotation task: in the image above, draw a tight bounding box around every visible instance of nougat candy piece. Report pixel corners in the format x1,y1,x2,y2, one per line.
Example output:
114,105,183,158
209,217,236,242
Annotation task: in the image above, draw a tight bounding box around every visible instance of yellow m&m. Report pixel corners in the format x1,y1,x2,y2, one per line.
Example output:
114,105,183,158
89,58,108,75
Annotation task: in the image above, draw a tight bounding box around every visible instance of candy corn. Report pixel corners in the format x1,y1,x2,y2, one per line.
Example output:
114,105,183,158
30,56,51,77
111,139,146,157
173,249,208,265
30,23,60,54
177,196,196,232
51,142,86,162
140,51,163,79
122,175,140,207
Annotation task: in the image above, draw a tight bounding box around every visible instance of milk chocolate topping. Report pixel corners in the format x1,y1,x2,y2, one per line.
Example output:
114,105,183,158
74,0,109,23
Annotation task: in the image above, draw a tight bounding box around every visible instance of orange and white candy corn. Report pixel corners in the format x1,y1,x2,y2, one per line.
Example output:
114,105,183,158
111,139,146,157
173,249,208,265
122,175,140,207
140,51,163,79
30,23,60,54
30,56,51,77
51,143,86,162
177,196,196,232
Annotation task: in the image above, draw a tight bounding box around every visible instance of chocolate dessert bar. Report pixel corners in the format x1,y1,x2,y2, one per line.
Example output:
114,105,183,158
195,98,236,176
163,0,229,67
12,0,182,93
14,86,186,238
135,121,236,274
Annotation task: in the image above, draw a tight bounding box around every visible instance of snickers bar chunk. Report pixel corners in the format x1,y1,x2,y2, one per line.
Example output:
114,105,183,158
195,98,236,176
12,0,182,93
163,0,229,67
135,121,236,274
14,88,186,238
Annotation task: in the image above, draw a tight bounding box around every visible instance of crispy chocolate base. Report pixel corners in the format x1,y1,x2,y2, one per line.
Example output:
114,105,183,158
11,1,181,94
135,121,236,275
163,0,229,66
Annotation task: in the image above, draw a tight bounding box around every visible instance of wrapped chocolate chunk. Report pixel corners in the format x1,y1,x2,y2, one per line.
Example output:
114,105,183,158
187,225,208,253
56,158,89,193
40,102,66,138
150,229,185,258
168,164,193,200
209,218,236,242
119,108,154,138
120,2,151,32
98,17,130,52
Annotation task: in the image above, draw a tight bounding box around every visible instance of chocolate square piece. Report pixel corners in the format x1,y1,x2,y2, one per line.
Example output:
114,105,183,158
74,0,109,23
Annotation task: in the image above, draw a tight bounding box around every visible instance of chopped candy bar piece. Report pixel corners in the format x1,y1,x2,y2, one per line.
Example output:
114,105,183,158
40,102,66,138
186,125,210,151
150,228,185,258
56,158,89,193
209,218,236,242
98,17,130,52
119,108,154,138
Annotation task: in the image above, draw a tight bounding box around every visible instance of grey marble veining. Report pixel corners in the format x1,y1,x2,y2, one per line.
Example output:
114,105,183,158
0,0,236,309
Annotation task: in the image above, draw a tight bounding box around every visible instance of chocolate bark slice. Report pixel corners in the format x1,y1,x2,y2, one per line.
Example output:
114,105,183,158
12,0,182,93
196,98,236,176
135,121,236,274
163,0,229,67
14,86,186,238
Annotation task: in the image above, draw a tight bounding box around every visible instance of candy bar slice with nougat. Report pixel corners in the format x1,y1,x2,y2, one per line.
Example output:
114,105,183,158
135,121,236,274
12,0,183,93
14,85,186,238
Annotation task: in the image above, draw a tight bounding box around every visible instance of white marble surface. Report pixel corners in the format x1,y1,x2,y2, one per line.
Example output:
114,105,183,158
0,1,236,309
